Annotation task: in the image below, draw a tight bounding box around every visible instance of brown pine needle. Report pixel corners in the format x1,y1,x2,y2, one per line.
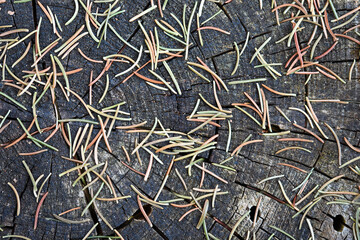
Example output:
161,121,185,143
58,207,81,216
194,163,228,184
137,195,153,227
333,5,360,22
278,163,307,173
18,149,48,156
197,26,230,35
261,84,296,97
34,192,49,230
37,1,52,22
252,197,262,228
293,123,324,143
77,48,103,63
231,140,263,156
275,146,311,155
179,207,199,222
278,138,313,143
344,137,360,153
314,41,338,60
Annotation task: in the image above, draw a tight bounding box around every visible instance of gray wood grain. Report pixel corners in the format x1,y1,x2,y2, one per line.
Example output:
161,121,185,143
0,0,359,239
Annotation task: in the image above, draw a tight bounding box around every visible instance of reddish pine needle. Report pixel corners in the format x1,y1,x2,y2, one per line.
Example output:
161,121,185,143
137,195,153,227
58,207,81,216
314,41,338,60
231,140,264,156
34,192,49,230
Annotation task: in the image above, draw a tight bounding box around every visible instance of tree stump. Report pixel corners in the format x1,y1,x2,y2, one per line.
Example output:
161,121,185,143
0,0,359,239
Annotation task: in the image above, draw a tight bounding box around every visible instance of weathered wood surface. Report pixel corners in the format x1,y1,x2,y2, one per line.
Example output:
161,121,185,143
0,0,359,239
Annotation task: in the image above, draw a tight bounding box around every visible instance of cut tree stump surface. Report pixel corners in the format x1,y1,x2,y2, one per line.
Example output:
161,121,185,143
0,0,359,240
